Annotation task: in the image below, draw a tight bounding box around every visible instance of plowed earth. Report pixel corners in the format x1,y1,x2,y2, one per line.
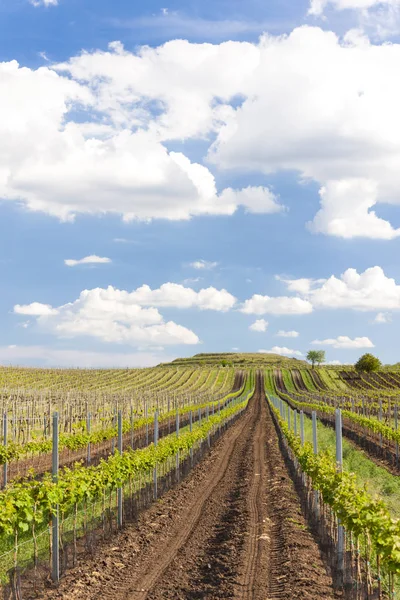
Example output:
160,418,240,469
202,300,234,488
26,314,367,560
43,375,336,600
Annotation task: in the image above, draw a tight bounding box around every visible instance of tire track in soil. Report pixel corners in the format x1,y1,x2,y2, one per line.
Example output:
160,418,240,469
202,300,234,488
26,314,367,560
146,372,266,600
43,374,336,600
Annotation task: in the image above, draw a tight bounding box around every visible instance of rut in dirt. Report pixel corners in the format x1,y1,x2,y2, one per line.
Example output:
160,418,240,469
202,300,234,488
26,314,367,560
43,372,335,600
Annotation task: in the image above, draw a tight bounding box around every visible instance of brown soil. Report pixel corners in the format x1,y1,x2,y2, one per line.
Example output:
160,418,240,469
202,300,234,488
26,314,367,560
42,375,335,600
308,370,327,391
291,369,308,393
273,369,287,394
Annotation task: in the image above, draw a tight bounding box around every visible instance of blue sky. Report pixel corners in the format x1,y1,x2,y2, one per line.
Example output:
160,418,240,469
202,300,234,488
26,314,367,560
1,0,400,367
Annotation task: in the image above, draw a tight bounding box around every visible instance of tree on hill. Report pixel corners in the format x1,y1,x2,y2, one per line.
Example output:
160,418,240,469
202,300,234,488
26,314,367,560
355,353,381,373
306,350,325,368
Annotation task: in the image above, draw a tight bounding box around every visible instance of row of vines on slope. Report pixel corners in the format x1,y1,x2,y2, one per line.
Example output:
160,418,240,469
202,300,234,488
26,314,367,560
0,373,255,589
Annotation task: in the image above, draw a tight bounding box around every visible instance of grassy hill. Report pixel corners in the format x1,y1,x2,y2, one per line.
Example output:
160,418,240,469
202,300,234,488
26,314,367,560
164,352,308,368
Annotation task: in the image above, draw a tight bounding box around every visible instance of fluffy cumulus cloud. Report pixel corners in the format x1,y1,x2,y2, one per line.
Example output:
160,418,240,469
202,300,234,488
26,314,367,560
277,330,299,337
312,335,374,348
241,295,313,315
208,27,400,239
12,283,237,346
281,266,400,311
190,260,218,270
4,29,400,235
259,346,303,356
129,283,236,311
249,318,268,332
310,180,400,240
217,186,284,214
64,255,111,267
0,48,283,222
14,302,59,316
14,287,199,346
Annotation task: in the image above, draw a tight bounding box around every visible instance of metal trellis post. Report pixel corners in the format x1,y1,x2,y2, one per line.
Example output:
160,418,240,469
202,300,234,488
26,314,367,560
52,412,60,583
117,411,123,528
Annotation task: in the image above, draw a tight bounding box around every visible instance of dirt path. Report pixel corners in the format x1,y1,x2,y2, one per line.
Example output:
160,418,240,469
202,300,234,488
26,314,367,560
43,375,335,600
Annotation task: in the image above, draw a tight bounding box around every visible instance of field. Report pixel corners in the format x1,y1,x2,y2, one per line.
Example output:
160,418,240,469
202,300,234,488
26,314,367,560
2,354,400,599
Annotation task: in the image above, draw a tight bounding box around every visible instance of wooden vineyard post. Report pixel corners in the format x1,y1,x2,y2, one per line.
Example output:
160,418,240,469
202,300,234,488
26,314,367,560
335,409,344,587
176,410,180,483
312,411,319,517
87,412,91,465
52,412,60,583
117,411,123,528
379,400,383,448
153,411,158,500
3,412,7,489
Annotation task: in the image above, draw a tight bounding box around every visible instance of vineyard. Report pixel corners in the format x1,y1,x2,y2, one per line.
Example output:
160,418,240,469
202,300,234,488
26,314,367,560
2,354,400,599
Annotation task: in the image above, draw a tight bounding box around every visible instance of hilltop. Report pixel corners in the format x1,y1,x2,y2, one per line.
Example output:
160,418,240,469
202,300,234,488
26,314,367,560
165,352,308,368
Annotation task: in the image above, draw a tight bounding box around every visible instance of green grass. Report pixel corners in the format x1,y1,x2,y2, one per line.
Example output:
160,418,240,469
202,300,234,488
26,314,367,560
300,412,400,518
298,369,318,392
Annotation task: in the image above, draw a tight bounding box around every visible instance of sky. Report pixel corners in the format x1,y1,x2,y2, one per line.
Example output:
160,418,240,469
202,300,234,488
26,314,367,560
1,0,400,367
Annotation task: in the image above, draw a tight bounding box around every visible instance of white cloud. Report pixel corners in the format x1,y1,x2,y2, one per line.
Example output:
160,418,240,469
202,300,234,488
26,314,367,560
129,283,236,311
3,30,400,235
208,27,400,239
374,311,392,323
113,238,137,244
14,287,199,346
218,186,284,214
312,335,374,348
12,283,236,346
281,266,400,311
0,345,171,368
64,255,112,267
30,0,58,6
190,260,218,270
277,330,299,338
309,179,400,240
0,49,284,223
241,295,313,315
326,359,342,365
14,302,59,316
308,0,400,16
259,346,303,356
182,277,202,285
249,318,269,332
